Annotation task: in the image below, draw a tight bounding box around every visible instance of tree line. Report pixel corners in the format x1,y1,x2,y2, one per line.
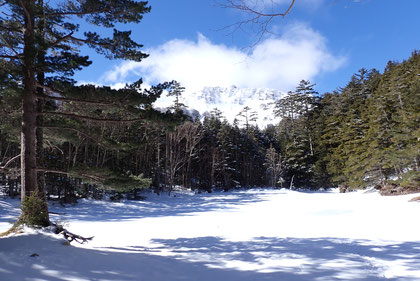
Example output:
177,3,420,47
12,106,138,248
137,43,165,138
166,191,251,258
1,51,419,203
0,1,418,228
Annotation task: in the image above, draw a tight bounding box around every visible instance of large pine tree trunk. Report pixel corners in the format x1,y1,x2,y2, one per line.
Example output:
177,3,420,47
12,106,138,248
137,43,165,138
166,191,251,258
36,0,48,215
20,0,49,227
21,0,38,200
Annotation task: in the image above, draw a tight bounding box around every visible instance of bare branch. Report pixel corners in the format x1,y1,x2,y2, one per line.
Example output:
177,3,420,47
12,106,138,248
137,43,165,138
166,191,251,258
218,0,295,47
49,31,75,48
44,139,64,155
222,0,295,17
0,154,21,170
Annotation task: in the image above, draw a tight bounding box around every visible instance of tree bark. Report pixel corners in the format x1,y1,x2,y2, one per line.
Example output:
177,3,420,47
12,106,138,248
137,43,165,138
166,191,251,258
36,0,47,210
21,0,38,200
20,0,49,226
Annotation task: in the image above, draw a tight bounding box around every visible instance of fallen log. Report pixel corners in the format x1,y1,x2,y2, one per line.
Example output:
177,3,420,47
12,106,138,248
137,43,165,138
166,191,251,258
51,223,94,244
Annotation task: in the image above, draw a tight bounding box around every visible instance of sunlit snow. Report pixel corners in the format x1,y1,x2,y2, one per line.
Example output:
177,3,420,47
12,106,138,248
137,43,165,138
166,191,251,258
1,188,420,280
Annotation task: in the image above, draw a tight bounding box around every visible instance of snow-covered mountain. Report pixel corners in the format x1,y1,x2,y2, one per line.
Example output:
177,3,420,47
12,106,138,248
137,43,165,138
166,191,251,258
155,86,286,128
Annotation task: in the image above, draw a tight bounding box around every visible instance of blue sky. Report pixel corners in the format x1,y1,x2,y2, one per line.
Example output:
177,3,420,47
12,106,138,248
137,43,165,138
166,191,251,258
75,0,420,95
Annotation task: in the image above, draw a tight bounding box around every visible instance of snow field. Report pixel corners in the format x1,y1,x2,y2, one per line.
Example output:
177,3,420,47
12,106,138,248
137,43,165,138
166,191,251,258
1,188,420,280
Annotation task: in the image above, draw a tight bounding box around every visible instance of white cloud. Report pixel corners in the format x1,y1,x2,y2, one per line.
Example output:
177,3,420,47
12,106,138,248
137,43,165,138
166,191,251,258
102,23,346,93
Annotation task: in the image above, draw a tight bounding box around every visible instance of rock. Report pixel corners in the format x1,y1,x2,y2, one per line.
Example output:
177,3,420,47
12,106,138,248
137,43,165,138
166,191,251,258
379,183,400,196
379,183,420,196
339,184,349,193
409,196,420,202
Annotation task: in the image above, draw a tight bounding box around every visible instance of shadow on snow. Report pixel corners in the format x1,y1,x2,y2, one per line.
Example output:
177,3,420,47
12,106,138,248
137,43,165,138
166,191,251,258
48,189,280,222
1,234,419,281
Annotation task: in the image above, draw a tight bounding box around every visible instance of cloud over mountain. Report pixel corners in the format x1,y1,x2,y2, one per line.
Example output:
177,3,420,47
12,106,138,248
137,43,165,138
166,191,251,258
102,23,346,93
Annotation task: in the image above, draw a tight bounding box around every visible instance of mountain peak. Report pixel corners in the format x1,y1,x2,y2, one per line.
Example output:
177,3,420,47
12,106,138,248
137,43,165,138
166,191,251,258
155,86,285,128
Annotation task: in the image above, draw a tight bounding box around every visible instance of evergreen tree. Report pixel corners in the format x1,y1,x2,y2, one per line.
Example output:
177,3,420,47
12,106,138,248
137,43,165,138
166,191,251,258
264,144,283,187
216,119,238,190
237,106,258,132
0,0,154,227
363,53,420,187
167,80,187,112
274,80,319,188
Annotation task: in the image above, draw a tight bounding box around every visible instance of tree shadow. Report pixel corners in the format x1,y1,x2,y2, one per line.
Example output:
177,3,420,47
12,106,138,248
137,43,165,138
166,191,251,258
2,189,338,224
48,189,277,222
0,198,20,226
138,236,420,280
2,234,419,281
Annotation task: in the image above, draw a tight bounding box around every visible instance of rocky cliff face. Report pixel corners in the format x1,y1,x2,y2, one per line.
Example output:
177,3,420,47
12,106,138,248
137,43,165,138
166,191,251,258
155,85,286,128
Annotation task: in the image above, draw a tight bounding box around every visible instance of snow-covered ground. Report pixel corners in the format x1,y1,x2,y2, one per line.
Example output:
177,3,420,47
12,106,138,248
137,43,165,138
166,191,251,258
1,188,420,281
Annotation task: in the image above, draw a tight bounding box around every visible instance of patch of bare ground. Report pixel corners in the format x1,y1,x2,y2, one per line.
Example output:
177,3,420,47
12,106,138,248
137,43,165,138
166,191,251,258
376,183,420,196
409,196,420,202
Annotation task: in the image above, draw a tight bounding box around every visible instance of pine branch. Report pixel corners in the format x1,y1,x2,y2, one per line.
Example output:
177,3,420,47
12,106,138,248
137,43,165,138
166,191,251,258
45,7,112,18
37,168,107,183
19,0,33,31
42,111,143,123
36,83,133,106
44,4,143,18
37,92,114,106
41,125,116,150
69,35,114,48
49,31,75,48
0,55,20,59
0,33,24,63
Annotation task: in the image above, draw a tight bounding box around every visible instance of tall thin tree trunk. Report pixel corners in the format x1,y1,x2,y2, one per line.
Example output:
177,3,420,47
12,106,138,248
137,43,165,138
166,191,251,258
36,0,47,202
36,59,47,207
156,137,161,191
20,0,49,226
164,132,169,192
84,142,88,164
72,143,80,167
210,147,216,188
102,148,107,167
21,0,37,200
67,142,72,170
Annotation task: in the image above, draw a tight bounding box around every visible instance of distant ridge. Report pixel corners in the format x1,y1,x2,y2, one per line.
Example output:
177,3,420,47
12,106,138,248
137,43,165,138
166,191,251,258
155,86,286,128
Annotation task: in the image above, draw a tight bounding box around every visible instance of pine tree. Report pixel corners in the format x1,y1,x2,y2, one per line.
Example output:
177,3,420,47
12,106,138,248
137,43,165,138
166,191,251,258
363,53,420,187
264,144,283,187
167,80,187,112
237,106,258,132
274,80,319,188
202,109,223,189
0,0,154,227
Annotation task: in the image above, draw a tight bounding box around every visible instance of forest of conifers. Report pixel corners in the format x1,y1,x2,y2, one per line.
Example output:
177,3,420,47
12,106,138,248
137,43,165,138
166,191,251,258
1,51,419,201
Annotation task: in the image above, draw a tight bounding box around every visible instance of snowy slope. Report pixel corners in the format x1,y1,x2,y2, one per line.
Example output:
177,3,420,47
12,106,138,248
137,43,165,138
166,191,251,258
1,189,420,281
155,86,285,128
